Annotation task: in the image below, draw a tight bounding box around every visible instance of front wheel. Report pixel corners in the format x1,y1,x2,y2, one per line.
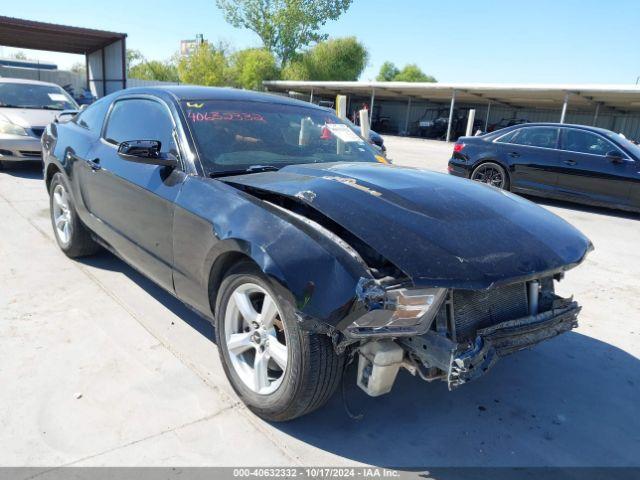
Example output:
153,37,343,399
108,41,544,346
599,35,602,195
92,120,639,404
471,162,509,190
215,262,344,421
49,173,100,258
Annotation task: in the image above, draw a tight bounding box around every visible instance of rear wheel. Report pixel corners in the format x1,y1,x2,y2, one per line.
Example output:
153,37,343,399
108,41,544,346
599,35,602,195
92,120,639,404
215,262,344,421
49,173,100,258
471,162,509,190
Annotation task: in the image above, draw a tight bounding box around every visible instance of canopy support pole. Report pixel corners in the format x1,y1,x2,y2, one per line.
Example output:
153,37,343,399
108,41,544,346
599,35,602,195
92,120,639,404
592,102,600,126
446,90,456,142
369,88,376,124
560,93,570,124
404,97,412,135
485,101,491,132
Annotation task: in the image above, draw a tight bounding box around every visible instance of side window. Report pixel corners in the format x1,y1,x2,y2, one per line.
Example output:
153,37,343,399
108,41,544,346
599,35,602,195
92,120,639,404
562,129,615,156
104,99,177,153
495,129,520,144
75,97,110,132
510,127,559,149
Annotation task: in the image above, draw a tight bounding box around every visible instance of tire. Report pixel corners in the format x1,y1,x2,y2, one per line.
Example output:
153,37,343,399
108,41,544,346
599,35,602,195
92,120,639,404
215,262,344,421
49,172,101,258
471,161,510,190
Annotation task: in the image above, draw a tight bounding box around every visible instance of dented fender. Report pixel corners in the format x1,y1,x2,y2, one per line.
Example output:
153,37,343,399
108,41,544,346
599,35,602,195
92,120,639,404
171,175,373,326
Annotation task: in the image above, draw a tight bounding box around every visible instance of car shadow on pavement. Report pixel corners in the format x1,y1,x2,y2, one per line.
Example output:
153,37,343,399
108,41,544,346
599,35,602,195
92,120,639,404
0,161,43,180
78,251,215,340
276,332,640,468
526,195,639,221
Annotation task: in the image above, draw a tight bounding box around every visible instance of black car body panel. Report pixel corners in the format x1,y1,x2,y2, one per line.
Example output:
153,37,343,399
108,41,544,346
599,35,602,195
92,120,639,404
224,162,592,290
448,122,640,212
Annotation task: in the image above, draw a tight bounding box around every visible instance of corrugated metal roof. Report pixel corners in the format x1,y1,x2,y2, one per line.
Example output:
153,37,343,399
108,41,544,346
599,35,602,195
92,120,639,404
0,16,126,54
263,81,640,113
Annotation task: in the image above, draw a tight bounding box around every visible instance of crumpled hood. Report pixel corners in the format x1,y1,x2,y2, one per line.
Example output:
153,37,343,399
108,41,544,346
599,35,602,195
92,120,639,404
0,107,58,128
224,162,592,289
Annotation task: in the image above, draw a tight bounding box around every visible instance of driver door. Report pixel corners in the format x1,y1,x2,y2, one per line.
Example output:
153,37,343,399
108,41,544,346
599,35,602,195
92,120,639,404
81,96,186,291
557,127,634,209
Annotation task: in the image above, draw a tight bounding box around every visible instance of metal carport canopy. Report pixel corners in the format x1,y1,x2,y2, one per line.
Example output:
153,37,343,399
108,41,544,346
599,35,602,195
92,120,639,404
263,81,640,113
0,16,127,97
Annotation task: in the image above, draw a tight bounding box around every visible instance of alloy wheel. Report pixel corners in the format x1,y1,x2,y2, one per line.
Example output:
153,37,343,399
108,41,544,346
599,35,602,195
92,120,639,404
52,184,72,245
224,283,288,395
471,164,506,189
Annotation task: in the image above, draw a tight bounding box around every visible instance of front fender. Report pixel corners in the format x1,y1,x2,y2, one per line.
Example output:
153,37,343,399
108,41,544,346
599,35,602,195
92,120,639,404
172,176,371,327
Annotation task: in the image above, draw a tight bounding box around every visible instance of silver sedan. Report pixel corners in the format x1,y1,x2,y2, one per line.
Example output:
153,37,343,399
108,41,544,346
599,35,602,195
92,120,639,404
0,78,78,169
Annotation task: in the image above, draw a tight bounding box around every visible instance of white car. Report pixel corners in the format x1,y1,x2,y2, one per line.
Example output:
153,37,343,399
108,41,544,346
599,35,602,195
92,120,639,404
0,78,78,169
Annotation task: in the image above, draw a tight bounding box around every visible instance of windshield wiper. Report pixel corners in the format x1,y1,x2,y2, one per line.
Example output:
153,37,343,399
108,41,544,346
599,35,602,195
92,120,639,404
209,165,281,178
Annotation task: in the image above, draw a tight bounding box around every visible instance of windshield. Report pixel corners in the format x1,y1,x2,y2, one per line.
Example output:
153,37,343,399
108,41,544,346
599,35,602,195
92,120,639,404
181,100,380,174
0,82,78,110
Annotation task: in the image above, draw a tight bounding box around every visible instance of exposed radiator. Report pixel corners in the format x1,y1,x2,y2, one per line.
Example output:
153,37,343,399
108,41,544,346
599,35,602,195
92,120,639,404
453,282,529,341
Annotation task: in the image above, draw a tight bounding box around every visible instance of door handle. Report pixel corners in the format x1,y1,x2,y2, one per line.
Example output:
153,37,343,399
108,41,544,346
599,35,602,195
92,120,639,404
563,160,577,166
508,151,520,158
86,158,101,171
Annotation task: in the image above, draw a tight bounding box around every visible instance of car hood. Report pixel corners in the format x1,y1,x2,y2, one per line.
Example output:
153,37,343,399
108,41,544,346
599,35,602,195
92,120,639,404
224,162,592,289
0,107,59,128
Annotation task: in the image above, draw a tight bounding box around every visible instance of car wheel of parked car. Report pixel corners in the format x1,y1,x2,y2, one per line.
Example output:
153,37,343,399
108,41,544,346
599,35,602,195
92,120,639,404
471,162,509,189
215,262,344,421
49,173,101,258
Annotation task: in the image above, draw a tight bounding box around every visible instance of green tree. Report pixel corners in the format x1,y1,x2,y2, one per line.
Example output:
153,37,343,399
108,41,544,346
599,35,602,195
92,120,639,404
376,61,399,81
281,59,311,81
282,37,367,81
70,62,86,76
10,51,28,60
393,64,436,82
177,42,231,86
230,48,280,90
126,49,145,73
129,60,179,82
215,0,353,63
376,61,437,82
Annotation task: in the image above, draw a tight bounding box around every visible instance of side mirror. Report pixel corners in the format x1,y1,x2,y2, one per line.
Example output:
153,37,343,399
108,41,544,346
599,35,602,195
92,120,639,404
117,140,178,167
55,110,79,123
605,150,625,164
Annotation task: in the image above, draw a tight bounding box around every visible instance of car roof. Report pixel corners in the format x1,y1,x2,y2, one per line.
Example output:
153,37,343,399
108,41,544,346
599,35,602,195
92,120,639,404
494,122,620,137
0,77,63,88
118,85,320,110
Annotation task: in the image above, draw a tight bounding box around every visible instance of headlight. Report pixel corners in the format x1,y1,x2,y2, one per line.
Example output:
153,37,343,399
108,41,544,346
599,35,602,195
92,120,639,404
347,286,447,337
0,118,28,136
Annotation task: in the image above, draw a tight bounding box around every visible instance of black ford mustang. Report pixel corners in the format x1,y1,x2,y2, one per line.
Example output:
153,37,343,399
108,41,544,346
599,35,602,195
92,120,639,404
448,122,640,212
42,87,592,421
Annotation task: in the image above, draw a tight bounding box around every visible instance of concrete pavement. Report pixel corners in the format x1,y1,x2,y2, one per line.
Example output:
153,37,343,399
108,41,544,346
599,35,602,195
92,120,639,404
1,137,639,469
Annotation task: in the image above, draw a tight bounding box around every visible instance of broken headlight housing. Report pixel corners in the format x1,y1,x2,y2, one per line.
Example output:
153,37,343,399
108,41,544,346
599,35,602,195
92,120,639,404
347,287,447,337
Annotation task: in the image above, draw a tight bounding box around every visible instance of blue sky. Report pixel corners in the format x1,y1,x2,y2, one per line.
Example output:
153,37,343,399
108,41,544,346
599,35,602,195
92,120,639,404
1,0,639,83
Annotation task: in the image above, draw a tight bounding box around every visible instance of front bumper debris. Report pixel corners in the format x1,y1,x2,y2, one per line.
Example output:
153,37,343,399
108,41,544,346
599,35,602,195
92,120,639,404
399,301,580,389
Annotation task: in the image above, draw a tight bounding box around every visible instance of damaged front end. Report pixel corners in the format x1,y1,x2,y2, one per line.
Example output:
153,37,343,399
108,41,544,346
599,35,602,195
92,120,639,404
220,165,590,399
350,275,581,397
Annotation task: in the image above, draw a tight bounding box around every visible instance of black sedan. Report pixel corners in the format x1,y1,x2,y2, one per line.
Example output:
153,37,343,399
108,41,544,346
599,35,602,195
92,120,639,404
448,122,640,212
43,88,591,421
